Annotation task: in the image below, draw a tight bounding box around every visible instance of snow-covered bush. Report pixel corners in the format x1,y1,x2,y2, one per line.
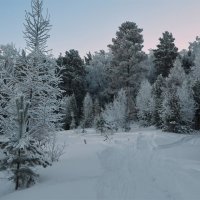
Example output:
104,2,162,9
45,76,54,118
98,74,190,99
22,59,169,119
101,89,128,133
45,133,66,162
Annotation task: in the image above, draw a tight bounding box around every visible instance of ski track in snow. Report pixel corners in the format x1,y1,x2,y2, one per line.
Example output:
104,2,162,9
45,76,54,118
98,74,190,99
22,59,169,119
96,132,200,200
1,128,200,200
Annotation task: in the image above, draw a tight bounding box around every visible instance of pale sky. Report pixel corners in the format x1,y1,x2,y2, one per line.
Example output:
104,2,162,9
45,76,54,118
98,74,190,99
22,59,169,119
1,0,200,57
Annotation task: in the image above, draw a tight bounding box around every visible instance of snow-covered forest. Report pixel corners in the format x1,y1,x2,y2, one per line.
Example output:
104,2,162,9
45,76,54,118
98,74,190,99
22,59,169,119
1,0,200,199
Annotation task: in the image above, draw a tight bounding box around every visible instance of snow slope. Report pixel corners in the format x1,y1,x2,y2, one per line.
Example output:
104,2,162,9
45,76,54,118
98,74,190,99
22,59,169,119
1,126,200,200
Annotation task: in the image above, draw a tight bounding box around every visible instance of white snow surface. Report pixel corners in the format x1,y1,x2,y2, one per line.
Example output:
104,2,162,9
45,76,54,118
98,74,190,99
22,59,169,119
1,125,200,200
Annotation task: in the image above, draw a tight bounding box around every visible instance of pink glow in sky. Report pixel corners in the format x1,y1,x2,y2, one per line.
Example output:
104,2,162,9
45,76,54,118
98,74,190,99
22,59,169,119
1,0,200,57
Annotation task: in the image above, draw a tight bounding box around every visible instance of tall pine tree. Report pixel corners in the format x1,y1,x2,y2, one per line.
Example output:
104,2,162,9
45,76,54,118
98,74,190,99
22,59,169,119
153,31,178,78
108,21,146,119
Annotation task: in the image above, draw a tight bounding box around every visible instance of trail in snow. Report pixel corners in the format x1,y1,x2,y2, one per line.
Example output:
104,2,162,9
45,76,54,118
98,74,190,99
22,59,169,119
96,132,200,200
1,128,200,200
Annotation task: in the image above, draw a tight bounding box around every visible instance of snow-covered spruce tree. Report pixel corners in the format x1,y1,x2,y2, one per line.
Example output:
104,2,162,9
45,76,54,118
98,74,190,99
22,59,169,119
161,59,195,133
102,89,128,133
152,75,165,128
0,95,50,190
153,31,178,78
82,93,94,129
136,79,154,126
161,88,181,133
21,0,63,140
108,21,146,120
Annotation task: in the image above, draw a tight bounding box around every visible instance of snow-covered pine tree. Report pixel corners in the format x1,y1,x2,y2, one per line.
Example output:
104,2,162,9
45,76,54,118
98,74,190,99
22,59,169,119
0,95,50,190
24,0,51,53
0,0,63,141
161,59,194,133
136,79,154,126
152,75,165,128
161,88,181,132
20,0,63,140
102,89,128,132
82,93,94,129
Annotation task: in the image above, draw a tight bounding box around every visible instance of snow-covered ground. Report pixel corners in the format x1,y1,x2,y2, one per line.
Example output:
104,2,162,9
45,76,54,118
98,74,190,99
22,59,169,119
1,126,200,200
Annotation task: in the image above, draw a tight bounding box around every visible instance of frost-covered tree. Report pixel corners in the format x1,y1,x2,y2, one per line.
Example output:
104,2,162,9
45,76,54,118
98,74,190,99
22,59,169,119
161,59,194,133
21,0,63,140
0,95,50,190
102,89,128,132
165,59,186,88
82,93,93,128
152,75,165,128
0,44,20,135
189,43,200,129
24,0,51,53
86,50,112,103
161,88,181,132
153,31,178,78
0,0,63,140
177,81,195,130
108,21,146,119
136,79,154,126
